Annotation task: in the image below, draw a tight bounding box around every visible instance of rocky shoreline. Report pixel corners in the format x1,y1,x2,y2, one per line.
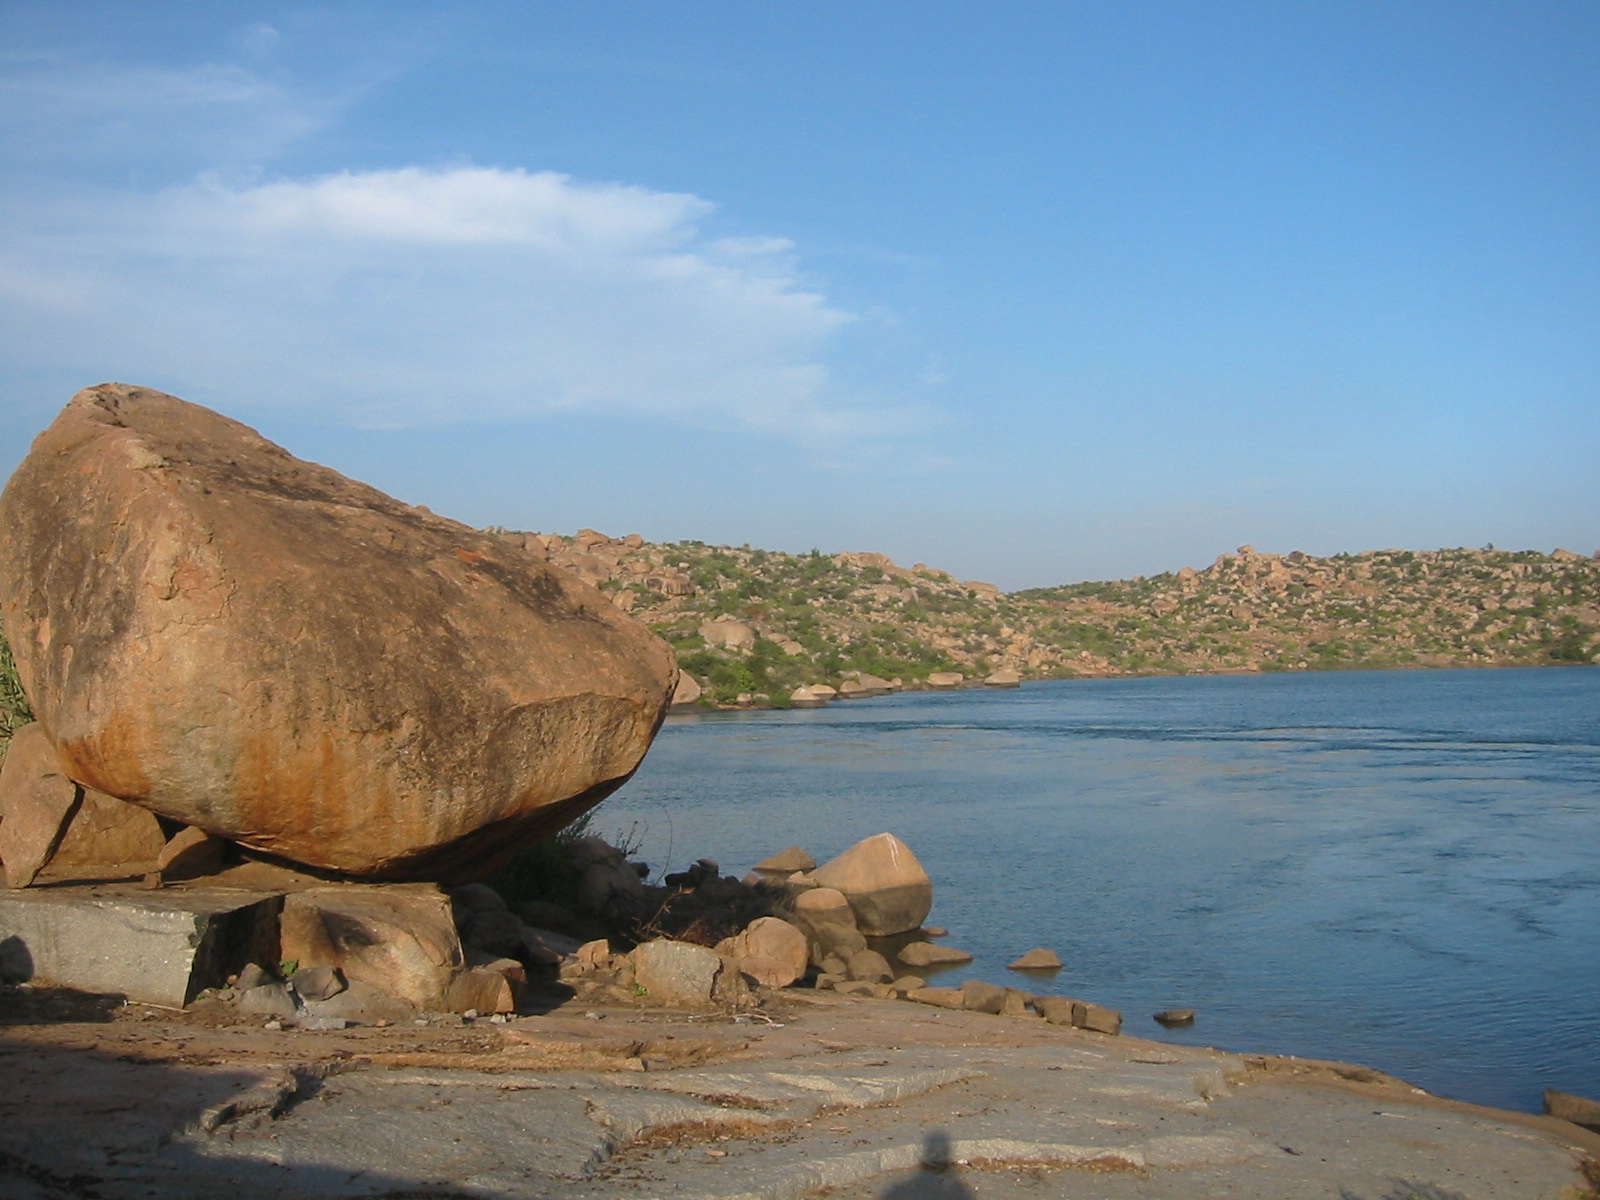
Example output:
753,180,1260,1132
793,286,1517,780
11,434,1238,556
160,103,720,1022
6,828,1600,1197
3,967,1598,1198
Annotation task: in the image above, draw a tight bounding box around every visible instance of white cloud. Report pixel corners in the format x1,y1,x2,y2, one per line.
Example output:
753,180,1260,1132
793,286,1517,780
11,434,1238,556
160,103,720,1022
0,165,910,442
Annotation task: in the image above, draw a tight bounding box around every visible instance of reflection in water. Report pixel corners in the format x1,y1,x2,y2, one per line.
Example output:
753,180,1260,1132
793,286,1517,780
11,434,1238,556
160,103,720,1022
879,1131,977,1199
609,667,1600,1113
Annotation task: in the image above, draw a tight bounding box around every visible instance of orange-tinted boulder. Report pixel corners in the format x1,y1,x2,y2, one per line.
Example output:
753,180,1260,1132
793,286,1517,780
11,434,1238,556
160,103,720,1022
0,723,79,887
0,384,677,878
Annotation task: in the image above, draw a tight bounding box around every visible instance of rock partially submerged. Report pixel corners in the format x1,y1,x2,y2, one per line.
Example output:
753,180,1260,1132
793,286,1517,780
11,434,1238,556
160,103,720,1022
0,384,677,879
811,832,932,936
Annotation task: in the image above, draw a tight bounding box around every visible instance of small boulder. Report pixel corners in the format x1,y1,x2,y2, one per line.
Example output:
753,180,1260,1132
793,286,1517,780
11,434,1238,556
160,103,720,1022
715,917,809,989
445,966,516,1015
238,981,298,1019
1032,995,1076,1026
960,980,1006,1014
983,670,1021,688
699,619,757,652
1153,1009,1196,1027
750,846,816,884
1076,1001,1123,1035
833,979,877,997
846,949,894,984
927,672,965,688
280,884,463,1011
299,978,416,1026
906,987,965,1009
1544,1089,1600,1132
45,785,166,880
888,975,925,997
465,950,527,1001
789,887,867,964
630,940,749,1010
1007,948,1062,971
819,953,850,978
670,673,703,711
1000,988,1033,1017
0,723,82,888
289,966,347,1003
897,941,973,968
811,832,932,936
156,826,229,880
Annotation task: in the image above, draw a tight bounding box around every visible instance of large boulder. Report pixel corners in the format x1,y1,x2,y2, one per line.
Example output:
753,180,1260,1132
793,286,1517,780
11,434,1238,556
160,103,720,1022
811,832,933,936
0,385,677,878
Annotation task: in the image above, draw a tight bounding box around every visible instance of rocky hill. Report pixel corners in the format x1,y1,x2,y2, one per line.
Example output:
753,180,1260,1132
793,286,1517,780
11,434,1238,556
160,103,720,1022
489,529,1600,707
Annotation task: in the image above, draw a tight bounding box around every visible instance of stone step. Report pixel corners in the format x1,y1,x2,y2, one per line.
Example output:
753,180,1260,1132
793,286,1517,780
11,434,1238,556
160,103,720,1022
0,884,282,1007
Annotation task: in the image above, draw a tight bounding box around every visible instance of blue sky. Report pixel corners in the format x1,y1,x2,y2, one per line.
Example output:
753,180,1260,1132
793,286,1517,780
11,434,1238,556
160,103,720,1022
1,2,1595,588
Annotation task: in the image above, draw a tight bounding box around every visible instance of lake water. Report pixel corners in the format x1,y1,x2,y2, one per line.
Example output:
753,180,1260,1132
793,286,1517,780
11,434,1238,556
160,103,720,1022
601,667,1600,1114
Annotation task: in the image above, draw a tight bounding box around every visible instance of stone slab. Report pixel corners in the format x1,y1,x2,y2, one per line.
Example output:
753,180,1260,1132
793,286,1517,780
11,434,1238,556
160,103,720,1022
0,884,282,1006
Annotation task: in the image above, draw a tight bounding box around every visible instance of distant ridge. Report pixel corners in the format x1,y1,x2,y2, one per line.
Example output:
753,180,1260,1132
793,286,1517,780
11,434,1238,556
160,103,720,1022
491,530,1600,707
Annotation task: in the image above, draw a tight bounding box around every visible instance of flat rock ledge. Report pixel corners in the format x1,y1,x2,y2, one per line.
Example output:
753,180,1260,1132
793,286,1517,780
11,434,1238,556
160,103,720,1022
0,986,1594,1200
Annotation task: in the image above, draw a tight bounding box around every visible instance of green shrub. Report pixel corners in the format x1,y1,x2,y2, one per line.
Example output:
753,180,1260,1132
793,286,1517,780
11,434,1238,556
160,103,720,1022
0,628,33,764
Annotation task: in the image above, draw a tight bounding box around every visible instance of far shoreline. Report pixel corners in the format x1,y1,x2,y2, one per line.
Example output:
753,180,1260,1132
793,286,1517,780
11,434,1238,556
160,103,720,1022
673,658,1596,716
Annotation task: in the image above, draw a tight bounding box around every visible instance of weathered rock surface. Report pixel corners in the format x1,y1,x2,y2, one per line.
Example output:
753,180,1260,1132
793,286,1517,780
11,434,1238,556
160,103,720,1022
156,826,228,881
0,723,166,884
0,883,281,1005
668,672,702,710
0,724,86,887
788,886,867,964
811,833,933,936
1544,1088,1600,1131
898,940,973,967
753,845,816,875
0,384,677,878
46,786,166,880
846,948,894,983
279,884,462,1011
629,939,749,1009
1007,946,1062,971
0,999,1589,1200
698,618,756,651
714,916,808,988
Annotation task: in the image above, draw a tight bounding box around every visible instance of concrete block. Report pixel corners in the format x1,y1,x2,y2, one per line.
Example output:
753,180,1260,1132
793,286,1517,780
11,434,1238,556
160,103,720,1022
0,884,282,1006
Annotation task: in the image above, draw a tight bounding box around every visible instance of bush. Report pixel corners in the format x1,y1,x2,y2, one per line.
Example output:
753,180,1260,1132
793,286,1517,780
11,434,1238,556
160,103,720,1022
0,628,33,764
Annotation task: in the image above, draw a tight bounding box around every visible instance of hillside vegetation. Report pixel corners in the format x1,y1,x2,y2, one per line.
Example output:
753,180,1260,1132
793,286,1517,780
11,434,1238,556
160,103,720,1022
2,536,1593,731
495,529,1600,706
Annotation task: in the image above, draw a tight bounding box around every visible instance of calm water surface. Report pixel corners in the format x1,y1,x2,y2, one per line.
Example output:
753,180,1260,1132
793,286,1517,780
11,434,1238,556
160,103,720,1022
602,667,1600,1113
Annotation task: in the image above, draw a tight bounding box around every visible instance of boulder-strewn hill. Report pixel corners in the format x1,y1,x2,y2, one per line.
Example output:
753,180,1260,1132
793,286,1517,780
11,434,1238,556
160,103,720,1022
490,529,1600,706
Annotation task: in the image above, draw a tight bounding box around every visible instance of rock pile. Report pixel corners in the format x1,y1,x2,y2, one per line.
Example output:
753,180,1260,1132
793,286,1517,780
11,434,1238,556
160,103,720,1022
0,385,677,880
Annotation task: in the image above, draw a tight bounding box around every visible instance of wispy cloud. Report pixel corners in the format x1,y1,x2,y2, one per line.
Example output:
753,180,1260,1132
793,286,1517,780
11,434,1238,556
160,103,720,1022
0,165,909,441
0,24,919,447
